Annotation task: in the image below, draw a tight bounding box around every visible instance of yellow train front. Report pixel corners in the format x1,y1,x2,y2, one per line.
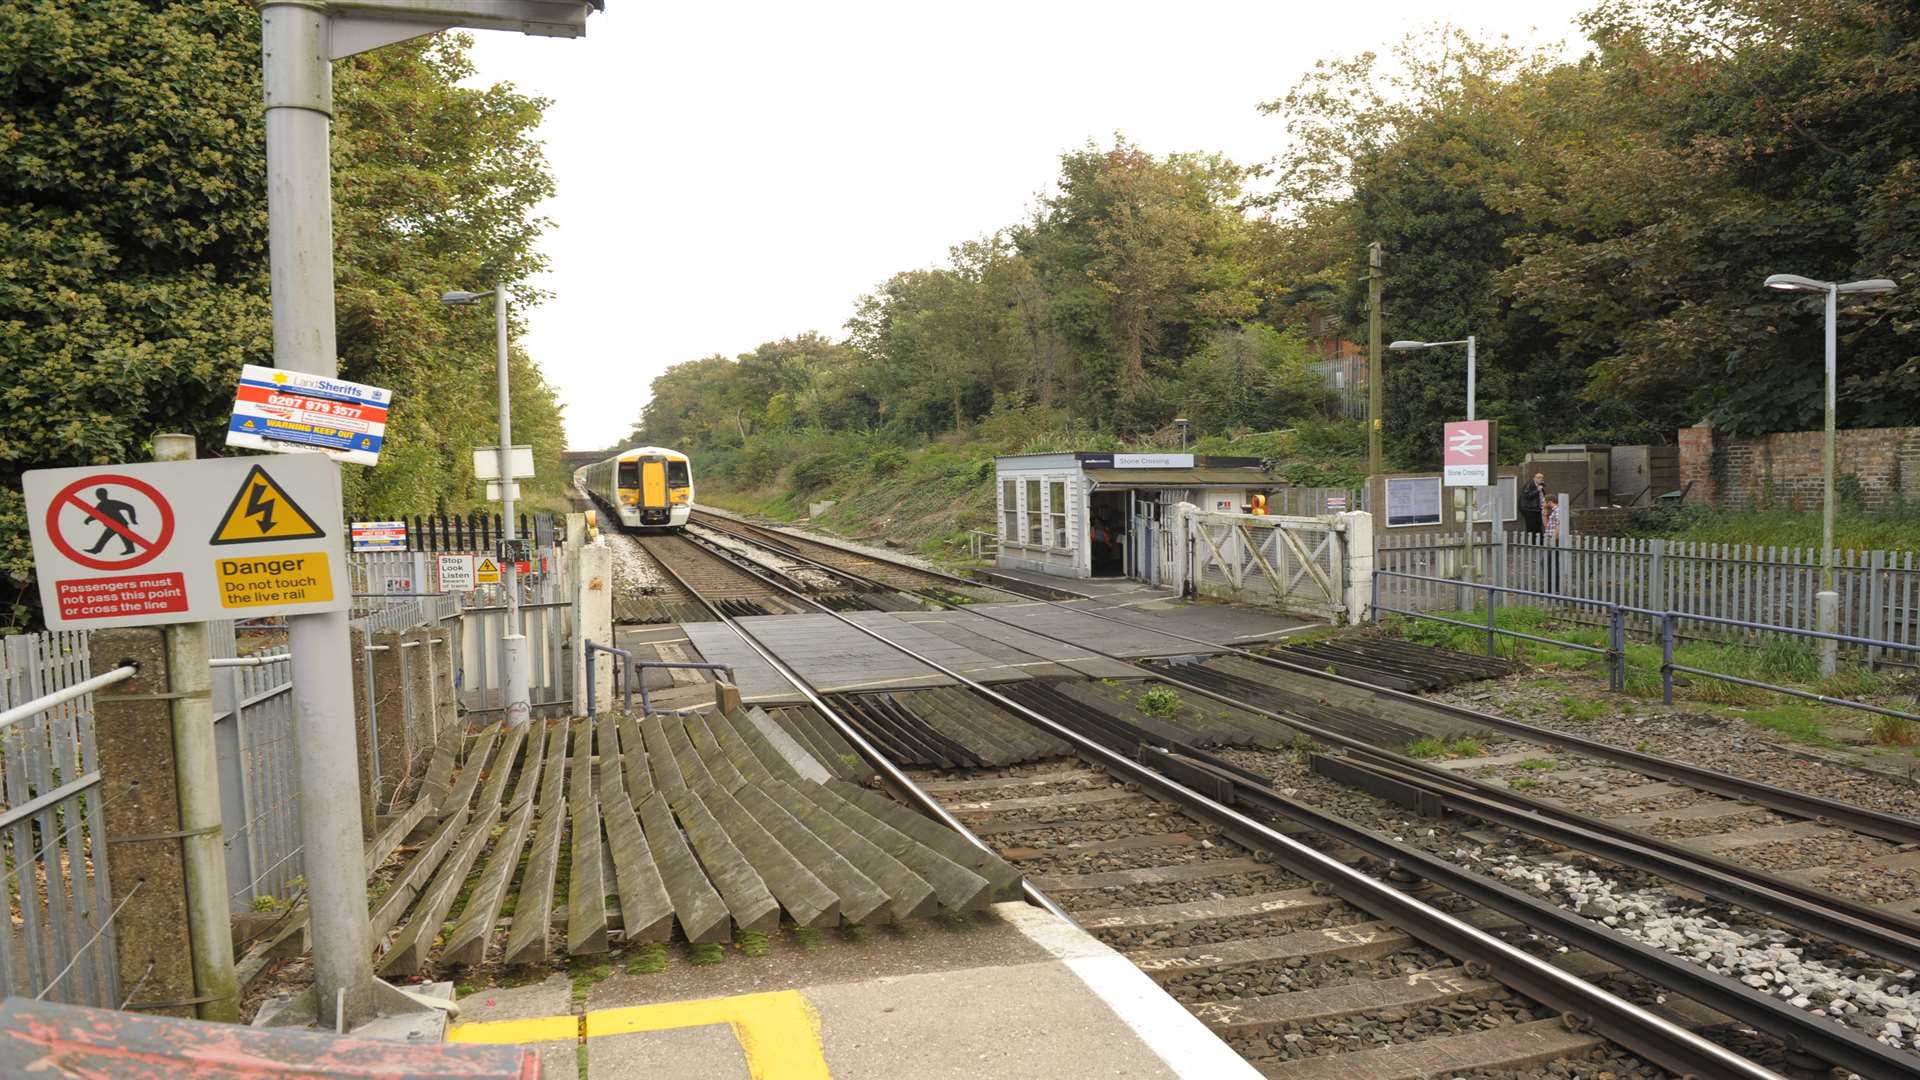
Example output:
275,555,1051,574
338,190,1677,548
577,446,694,530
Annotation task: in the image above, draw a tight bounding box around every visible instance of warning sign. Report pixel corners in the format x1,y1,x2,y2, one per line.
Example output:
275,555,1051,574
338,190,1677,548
474,557,501,585
24,456,348,629
44,474,177,573
438,554,476,591
216,553,335,609
211,464,328,545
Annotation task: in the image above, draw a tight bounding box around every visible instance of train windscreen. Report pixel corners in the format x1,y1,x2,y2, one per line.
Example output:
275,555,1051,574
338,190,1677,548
667,460,689,487
617,460,638,488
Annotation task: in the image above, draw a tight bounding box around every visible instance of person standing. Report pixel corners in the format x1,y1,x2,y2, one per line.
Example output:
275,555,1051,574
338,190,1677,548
1519,472,1547,535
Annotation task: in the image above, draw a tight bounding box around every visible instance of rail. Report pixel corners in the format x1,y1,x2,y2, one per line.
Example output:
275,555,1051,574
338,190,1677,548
1371,569,1920,725
672,523,1786,1077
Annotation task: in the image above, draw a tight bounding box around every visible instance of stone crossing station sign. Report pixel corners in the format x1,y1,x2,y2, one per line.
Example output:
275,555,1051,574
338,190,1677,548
25,456,350,629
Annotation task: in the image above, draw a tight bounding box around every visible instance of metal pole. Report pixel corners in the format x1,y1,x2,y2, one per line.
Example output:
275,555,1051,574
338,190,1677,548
1367,241,1383,477
1817,284,1839,677
154,434,239,1023
1463,335,1477,586
260,1,374,1029
496,283,532,727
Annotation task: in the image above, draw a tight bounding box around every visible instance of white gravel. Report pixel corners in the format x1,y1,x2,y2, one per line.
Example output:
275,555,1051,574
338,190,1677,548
686,524,841,592
1485,854,1920,1051
606,532,671,595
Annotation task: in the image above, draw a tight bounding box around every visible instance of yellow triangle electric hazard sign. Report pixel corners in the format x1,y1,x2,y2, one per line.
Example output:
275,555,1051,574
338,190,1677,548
210,464,329,545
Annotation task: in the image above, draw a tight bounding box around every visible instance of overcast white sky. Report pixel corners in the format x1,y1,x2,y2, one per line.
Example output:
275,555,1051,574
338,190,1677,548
466,1,1593,450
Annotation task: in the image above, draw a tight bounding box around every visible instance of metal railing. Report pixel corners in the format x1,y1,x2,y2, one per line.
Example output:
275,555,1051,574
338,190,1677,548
1372,569,1920,725
207,631,300,911
0,633,129,1008
582,640,732,717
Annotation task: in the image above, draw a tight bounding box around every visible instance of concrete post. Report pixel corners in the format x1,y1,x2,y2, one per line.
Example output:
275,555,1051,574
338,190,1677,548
260,1,375,1027
576,539,614,714
152,434,239,1023
1339,511,1375,624
350,626,376,836
89,628,197,1018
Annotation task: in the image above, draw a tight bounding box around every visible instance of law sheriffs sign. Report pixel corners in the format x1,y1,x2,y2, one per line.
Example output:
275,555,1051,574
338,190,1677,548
227,364,391,466
24,456,349,629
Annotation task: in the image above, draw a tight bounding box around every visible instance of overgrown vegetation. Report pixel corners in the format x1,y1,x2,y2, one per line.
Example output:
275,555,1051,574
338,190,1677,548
2,1,571,630
1620,503,1920,553
1135,686,1184,721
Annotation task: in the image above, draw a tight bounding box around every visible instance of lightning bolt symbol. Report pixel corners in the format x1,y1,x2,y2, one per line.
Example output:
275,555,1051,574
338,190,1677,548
245,482,277,533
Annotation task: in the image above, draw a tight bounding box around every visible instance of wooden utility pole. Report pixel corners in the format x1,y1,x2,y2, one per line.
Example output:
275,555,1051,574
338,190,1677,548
1367,241,1384,477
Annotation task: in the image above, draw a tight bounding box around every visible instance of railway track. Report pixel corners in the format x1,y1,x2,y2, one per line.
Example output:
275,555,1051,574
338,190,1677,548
669,510,1920,1076
690,509,1007,601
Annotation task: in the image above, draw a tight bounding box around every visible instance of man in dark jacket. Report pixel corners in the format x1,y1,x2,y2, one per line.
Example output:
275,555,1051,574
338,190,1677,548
1519,472,1547,535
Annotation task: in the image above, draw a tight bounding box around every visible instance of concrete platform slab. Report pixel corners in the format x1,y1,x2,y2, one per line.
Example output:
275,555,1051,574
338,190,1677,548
891,609,1146,679
450,903,1256,1080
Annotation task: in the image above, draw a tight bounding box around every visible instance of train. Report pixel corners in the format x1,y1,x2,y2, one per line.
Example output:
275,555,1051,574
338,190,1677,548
575,445,694,530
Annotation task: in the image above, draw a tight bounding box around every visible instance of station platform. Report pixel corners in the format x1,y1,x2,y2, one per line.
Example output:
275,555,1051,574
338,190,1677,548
447,900,1256,1080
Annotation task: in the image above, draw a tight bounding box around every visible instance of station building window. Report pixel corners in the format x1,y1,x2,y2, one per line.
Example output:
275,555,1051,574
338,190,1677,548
1002,479,1018,541
1026,479,1043,545
1050,480,1068,548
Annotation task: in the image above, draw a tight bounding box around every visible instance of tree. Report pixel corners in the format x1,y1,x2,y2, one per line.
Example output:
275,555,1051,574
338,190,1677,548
1,2,562,628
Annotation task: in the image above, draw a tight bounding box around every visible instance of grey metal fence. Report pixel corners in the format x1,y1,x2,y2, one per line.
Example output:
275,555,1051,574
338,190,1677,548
1376,533,1920,666
208,625,300,911
0,632,122,1007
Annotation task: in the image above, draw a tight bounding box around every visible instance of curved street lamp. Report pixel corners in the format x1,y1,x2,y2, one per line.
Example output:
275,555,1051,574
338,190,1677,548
1761,273,1898,674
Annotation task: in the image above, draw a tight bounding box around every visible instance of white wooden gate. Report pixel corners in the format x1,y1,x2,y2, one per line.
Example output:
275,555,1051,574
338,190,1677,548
1188,511,1348,620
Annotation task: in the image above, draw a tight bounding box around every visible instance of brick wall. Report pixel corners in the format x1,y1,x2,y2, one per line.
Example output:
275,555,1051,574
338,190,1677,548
1570,506,1634,536
1676,424,1920,510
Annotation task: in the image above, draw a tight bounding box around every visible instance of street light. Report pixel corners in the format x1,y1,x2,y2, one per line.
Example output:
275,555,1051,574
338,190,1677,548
1762,273,1898,675
442,282,530,726
1173,417,1191,451
1391,337,1498,587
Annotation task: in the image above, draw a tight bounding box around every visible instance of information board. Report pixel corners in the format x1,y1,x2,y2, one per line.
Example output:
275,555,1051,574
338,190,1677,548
1385,476,1442,527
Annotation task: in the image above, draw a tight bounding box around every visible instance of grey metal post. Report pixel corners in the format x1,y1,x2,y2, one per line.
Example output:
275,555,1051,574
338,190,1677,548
494,284,532,727
153,434,239,1023
1817,282,1839,677
1609,605,1627,693
260,1,374,1028
1484,585,1497,659
1661,613,1676,705
1868,549,1886,670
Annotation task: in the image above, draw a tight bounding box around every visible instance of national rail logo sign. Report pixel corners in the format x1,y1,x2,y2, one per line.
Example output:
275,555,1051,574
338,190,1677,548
24,456,349,629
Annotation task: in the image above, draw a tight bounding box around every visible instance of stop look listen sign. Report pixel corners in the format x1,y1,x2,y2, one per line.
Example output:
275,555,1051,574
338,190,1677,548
24,455,351,629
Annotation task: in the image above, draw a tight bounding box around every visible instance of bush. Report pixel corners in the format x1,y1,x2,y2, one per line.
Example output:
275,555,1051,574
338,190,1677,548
867,448,909,478
1135,685,1182,720
789,452,850,494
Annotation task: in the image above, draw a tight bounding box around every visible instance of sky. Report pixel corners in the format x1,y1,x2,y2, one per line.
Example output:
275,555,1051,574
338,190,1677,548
465,0,1594,451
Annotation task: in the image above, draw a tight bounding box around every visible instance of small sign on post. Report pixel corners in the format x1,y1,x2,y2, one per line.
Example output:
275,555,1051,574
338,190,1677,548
350,521,408,552
472,446,536,480
226,364,391,465
474,556,502,585
1442,420,1496,487
437,554,476,591
25,456,349,629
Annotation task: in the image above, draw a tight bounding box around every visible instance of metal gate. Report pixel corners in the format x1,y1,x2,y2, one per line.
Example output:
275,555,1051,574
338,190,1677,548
1189,511,1348,620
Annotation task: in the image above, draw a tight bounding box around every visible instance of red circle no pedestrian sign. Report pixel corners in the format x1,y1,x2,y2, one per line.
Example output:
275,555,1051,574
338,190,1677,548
45,474,176,572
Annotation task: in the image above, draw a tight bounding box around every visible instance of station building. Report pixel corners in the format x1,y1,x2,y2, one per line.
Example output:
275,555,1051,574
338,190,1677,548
992,452,1279,581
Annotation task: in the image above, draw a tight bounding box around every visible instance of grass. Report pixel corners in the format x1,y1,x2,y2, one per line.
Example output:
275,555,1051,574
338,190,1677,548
1382,602,1912,750
1511,777,1539,790
1406,736,1482,759
1621,504,1920,553
736,930,772,957
1516,758,1557,771
687,942,726,966
568,958,612,1005
1559,696,1611,722
624,942,668,975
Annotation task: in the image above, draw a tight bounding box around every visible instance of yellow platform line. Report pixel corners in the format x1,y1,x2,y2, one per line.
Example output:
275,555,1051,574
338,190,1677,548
448,988,831,1080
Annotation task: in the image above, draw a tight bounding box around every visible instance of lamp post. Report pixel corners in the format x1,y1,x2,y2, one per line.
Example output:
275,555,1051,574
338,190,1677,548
1391,337,1498,586
1173,418,1191,451
1762,273,1898,676
442,285,531,726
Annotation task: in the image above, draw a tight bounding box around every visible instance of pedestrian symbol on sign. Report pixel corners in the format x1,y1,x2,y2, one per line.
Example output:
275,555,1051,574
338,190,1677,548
45,474,176,572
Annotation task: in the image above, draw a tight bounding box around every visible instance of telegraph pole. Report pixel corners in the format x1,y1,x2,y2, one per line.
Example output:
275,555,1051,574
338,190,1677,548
1367,241,1383,477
